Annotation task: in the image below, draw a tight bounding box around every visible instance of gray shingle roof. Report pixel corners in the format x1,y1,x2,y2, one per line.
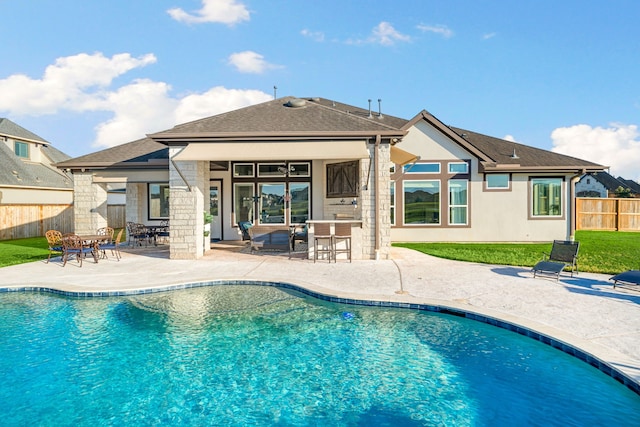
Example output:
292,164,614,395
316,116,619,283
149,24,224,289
617,177,640,194
151,96,405,138
55,137,168,169
0,138,73,189
585,171,628,191
58,96,605,174
450,127,604,171
0,118,49,143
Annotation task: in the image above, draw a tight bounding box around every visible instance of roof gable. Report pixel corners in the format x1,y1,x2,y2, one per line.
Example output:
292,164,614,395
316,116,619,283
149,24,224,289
0,140,72,189
0,118,49,144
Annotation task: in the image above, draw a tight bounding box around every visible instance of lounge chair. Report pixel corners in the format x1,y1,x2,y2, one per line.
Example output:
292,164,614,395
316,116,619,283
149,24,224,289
610,270,640,290
532,240,580,281
248,225,291,254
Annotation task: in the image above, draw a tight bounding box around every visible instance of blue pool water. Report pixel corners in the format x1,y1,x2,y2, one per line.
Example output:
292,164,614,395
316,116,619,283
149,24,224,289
1,285,639,426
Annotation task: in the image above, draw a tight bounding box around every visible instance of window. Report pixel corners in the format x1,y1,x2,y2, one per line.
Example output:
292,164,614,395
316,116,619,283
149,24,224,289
234,183,255,225
403,180,440,225
289,162,310,177
486,174,510,190
14,141,29,158
148,184,169,219
390,182,396,225
259,183,286,224
326,160,358,198
532,178,562,217
290,182,310,223
403,163,440,174
449,180,468,225
233,163,254,177
448,162,468,174
258,164,286,177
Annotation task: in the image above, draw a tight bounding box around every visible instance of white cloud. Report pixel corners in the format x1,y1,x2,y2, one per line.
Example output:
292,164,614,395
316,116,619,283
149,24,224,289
551,123,640,181
0,52,273,149
167,0,250,25
175,86,272,124
347,22,411,46
417,24,454,39
503,134,517,142
93,79,178,149
227,51,282,74
483,32,497,40
0,52,156,115
301,29,325,42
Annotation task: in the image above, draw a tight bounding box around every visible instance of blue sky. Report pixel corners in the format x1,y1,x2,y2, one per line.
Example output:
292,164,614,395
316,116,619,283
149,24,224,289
1,0,639,180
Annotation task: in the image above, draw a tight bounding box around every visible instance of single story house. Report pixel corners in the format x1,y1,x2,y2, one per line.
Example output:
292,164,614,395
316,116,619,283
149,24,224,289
56,96,605,260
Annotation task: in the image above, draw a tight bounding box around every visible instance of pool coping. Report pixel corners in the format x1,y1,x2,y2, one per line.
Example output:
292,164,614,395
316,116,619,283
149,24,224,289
3,278,640,396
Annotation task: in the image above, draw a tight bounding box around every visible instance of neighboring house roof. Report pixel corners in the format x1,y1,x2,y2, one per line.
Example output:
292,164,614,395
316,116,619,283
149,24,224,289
0,136,73,190
617,177,640,194
56,96,606,174
0,118,49,144
583,171,628,192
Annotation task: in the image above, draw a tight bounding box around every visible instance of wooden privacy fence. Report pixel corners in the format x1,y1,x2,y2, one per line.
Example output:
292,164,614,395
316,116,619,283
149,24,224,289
0,204,74,240
0,204,126,240
576,198,640,231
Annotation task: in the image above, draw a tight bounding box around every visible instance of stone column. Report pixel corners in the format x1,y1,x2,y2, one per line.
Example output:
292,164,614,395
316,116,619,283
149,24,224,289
73,171,108,235
360,142,391,260
169,147,207,259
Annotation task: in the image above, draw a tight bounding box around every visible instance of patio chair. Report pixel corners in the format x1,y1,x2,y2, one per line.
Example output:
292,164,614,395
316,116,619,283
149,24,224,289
100,228,124,261
127,223,150,247
532,240,580,281
238,221,253,241
45,230,63,263
313,223,333,263
96,226,114,243
610,270,640,290
61,234,97,267
156,220,170,244
333,222,352,262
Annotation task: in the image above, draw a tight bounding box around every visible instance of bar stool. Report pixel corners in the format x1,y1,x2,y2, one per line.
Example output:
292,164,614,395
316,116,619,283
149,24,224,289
313,222,333,262
333,222,352,262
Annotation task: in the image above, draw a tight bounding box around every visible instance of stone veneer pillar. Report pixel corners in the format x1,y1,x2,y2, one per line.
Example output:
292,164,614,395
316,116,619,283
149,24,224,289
169,147,207,260
359,143,391,260
73,171,108,235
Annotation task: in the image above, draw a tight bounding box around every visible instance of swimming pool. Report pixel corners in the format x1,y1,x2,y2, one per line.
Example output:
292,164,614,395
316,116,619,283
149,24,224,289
1,284,639,426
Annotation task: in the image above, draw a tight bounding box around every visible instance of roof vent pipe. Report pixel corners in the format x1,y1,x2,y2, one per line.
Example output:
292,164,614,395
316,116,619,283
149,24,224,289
368,99,372,118
378,99,383,119
510,148,519,159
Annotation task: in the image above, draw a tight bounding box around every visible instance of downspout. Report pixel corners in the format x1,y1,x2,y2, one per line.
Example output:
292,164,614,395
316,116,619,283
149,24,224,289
569,170,584,241
374,135,381,259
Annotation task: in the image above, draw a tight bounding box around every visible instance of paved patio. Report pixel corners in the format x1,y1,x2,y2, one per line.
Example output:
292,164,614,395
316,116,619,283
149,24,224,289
1,242,639,392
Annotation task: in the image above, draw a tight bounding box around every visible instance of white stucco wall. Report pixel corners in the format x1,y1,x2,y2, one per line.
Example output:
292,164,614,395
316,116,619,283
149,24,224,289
390,121,572,243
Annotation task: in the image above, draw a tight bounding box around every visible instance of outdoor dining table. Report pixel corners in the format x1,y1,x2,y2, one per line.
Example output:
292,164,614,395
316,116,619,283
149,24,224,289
77,234,111,261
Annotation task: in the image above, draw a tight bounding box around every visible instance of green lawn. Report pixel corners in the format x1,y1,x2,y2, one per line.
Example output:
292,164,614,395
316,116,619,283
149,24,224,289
393,230,640,275
0,236,52,268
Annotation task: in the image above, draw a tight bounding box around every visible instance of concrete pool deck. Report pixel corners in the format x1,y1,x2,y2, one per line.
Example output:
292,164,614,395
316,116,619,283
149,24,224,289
1,242,640,392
